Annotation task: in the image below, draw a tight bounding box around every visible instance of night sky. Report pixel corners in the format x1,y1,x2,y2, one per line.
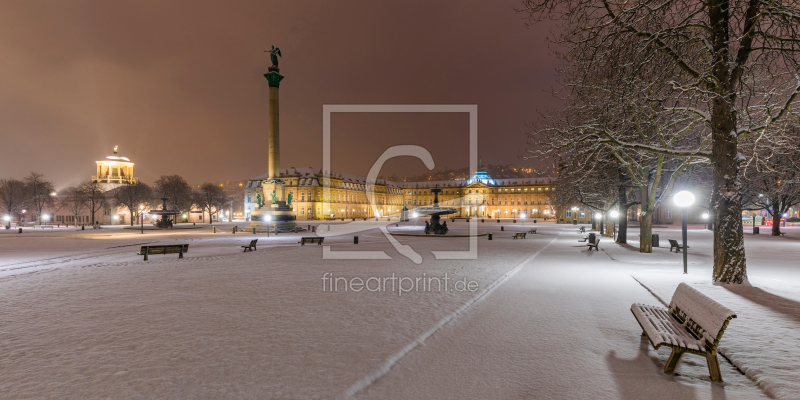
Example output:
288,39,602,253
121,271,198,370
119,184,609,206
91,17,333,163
0,0,558,188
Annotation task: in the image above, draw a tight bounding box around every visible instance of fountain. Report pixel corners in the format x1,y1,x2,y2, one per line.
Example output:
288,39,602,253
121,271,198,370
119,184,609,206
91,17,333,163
416,187,457,234
150,197,182,229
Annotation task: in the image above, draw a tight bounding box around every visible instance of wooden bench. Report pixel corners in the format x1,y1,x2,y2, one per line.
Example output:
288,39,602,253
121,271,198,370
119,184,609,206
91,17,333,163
137,244,188,261
631,283,736,382
668,239,689,252
586,240,600,251
241,239,258,252
528,228,537,234
578,226,585,233
299,237,324,245
34,225,54,229
578,236,588,242
512,232,526,239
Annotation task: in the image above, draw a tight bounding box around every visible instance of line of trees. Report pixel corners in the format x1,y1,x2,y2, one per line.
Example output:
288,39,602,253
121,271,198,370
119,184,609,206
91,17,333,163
1,173,231,226
521,0,800,284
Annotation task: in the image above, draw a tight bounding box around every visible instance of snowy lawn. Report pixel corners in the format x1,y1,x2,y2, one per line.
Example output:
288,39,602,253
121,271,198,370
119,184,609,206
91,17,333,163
0,221,795,399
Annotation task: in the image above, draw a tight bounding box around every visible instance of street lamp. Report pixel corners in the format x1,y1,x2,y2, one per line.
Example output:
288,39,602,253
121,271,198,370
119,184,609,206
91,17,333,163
140,205,144,234
673,190,695,274
3,215,10,229
572,206,579,225
610,210,619,241
43,214,50,225
264,214,272,237
113,215,119,225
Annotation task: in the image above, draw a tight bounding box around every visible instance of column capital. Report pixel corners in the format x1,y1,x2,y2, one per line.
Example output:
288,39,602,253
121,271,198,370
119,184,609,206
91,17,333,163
264,71,284,87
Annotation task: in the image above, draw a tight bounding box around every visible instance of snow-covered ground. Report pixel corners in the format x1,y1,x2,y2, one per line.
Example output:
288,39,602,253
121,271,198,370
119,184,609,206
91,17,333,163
0,221,797,399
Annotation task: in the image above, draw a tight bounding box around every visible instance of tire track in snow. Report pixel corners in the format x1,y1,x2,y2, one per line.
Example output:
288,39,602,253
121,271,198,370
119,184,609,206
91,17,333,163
337,235,560,400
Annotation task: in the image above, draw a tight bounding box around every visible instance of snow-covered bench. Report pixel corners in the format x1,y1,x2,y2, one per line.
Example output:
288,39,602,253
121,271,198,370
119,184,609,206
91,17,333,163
631,283,737,382
299,237,324,245
512,232,526,239
668,239,689,252
137,244,188,261
528,228,537,234
586,240,599,251
241,239,258,252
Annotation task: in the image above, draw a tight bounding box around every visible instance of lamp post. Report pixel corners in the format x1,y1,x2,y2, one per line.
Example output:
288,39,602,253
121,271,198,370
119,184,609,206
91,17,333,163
113,215,119,225
572,207,578,225
673,190,695,274
264,215,271,237
521,213,526,229
3,215,10,229
43,214,50,226
139,205,144,234
610,210,619,241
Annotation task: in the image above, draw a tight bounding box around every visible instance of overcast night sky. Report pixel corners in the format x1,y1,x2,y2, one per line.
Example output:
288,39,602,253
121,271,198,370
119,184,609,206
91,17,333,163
0,0,559,188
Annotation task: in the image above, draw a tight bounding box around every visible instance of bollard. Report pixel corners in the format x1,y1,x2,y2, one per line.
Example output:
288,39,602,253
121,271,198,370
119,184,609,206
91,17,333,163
193,222,196,226
213,226,217,233
308,225,310,231
513,220,516,223
396,223,398,227
18,228,22,233
497,219,500,223
534,219,537,223
252,228,256,234
488,233,492,240
312,225,316,232
501,226,504,231
232,227,236,234
354,236,358,244
82,224,85,230
482,219,484,223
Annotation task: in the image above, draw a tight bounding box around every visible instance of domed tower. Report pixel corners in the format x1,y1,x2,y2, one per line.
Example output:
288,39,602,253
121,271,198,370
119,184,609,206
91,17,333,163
92,146,137,191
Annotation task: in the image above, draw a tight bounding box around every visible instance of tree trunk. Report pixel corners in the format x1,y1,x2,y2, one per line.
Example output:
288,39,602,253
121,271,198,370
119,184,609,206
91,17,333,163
605,219,614,238
772,211,781,236
639,212,653,253
617,209,628,244
710,97,748,283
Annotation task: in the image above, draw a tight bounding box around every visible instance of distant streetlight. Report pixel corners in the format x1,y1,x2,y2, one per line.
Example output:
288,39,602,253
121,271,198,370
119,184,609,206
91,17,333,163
140,205,144,234
4,214,11,229
43,214,50,225
673,190,695,274
571,206,579,225
263,214,272,237
113,215,119,225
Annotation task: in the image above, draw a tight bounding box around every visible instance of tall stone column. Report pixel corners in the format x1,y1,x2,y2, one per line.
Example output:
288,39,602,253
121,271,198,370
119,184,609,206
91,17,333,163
265,67,284,178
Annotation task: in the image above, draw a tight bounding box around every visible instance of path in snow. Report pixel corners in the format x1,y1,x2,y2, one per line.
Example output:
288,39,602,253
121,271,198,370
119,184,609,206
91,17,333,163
352,230,769,400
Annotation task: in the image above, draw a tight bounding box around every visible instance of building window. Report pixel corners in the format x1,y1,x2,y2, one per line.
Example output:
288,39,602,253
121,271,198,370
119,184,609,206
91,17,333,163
665,207,672,219
566,210,572,218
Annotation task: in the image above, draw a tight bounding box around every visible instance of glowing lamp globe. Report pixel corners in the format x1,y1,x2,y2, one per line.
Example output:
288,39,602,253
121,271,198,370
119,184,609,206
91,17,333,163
610,211,619,219
594,213,602,220
673,191,695,207
701,213,709,219
264,215,272,222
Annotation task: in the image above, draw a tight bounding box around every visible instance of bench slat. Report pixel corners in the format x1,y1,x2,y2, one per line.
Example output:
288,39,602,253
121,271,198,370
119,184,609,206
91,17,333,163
669,283,736,345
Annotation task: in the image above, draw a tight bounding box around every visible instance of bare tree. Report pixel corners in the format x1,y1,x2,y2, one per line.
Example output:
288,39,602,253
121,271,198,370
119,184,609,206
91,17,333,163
60,187,87,227
194,183,227,224
520,0,800,283
154,175,193,215
24,172,56,224
78,180,106,225
0,178,28,224
112,182,153,226
742,151,800,236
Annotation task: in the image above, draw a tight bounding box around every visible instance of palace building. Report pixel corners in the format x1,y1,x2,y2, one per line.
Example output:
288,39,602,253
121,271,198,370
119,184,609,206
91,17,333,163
243,168,557,221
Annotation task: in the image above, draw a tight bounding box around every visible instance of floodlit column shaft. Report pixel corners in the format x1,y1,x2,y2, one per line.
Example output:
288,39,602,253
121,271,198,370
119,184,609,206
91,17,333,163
268,85,280,178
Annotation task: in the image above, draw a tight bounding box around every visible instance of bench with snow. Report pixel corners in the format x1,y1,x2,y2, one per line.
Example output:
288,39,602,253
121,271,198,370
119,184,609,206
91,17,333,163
137,244,188,261
578,236,589,242
586,240,600,251
668,239,689,252
241,239,258,252
631,283,736,382
299,237,324,245
33,225,54,229
578,226,585,233
512,232,526,239
528,228,537,234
